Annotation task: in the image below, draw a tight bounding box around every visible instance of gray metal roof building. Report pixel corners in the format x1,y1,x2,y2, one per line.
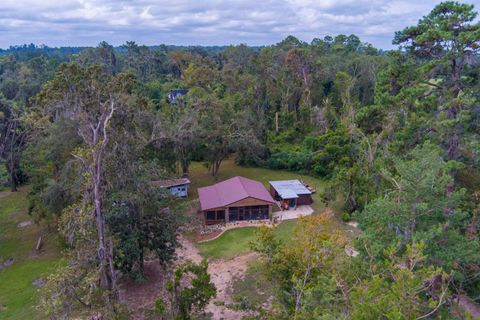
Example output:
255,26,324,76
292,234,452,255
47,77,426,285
269,180,311,199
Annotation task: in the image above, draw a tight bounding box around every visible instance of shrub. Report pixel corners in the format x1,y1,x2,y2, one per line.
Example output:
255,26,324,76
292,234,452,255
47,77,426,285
265,151,313,173
341,212,351,222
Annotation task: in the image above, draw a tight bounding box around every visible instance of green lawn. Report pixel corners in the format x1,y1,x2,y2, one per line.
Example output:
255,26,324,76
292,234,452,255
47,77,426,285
196,221,301,260
0,187,62,320
197,227,258,259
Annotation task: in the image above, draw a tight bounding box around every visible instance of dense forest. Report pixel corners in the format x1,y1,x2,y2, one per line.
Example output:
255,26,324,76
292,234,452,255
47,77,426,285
0,1,479,319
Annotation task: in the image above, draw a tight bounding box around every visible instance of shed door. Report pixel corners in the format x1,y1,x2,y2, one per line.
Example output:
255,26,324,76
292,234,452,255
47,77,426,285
289,198,297,208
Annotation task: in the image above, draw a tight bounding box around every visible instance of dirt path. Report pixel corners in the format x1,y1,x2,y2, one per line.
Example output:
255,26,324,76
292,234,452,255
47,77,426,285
457,294,480,319
177,237,258,320
0,191,12,199
118,261,167,319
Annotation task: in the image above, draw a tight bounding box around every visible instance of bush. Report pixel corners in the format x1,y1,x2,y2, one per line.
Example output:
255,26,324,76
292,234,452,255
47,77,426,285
265,151,313,172
341,212,351,222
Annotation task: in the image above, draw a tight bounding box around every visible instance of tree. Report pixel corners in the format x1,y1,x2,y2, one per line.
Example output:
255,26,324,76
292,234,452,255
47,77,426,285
161,260,216,320
105,192,182,280
37,63,136,296
251,213,354,318
152,103,200,175
350,242,450,320
393,1,480,160
196,95,262,177
0,97,26,191
356,142,479,285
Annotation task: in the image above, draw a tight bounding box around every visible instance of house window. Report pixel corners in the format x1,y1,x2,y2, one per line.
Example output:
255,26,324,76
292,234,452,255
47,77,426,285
206,210,225,221
206,211,216,220
229,207,238,221
216,210,225,220
252,205,269,220
244,207,251,220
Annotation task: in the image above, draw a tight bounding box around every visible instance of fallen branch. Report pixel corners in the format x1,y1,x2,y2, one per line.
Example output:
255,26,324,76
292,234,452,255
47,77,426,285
35,235,43,251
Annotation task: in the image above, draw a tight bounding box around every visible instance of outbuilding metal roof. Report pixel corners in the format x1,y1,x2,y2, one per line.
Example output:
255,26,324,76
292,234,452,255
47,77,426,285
152,178,191,188
269,180,311,199
198,176,274,211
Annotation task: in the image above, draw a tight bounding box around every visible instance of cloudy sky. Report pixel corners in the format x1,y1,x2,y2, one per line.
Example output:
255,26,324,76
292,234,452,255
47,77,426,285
1,0,478,49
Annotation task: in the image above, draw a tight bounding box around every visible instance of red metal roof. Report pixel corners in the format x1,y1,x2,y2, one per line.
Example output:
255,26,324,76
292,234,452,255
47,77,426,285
198,176,275,211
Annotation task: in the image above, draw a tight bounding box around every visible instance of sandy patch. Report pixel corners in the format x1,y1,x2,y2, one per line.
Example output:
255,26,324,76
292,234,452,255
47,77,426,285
345,245,359,257
204,252,258,320
18,220,33,228
347,221,359,228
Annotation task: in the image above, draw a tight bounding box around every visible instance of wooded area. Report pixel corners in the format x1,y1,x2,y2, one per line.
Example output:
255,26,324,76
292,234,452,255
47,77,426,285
0,1,479,319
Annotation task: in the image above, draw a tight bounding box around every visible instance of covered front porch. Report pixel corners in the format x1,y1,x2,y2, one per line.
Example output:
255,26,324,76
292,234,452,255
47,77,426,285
203,204,271,225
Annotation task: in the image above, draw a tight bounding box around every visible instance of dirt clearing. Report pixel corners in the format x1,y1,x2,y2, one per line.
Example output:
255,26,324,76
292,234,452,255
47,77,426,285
120,237,258,319
177,237,258,319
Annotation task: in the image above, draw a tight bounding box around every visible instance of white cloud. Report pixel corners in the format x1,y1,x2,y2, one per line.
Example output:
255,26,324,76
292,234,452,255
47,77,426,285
0,0,478,49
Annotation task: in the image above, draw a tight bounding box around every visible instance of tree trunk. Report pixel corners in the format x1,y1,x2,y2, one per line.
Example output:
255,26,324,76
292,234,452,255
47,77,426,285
275,112,279,132
179,145,189,175
93,150,112,290
8,120,18,192
347,175,357,213
211,158,222,177
90,103,117,292
9,160,17,192
410,202,417,247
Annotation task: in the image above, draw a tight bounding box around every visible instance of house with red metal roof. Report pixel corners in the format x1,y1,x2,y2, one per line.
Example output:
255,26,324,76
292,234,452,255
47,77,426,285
198,176,275,225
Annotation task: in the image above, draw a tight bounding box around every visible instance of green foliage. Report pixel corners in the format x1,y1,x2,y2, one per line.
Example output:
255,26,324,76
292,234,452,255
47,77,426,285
350,242,450,320
356,142,479,288
265,151,313,172
162,260,216,320
105,201,144,279
252,214,453,319
251,214,354,318
341,211,351,222
1,3,480,316
249,226,282,262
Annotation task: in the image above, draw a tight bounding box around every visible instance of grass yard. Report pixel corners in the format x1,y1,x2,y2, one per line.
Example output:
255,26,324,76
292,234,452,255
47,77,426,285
196,221,300,260
197,227,258,259
0,187,62,320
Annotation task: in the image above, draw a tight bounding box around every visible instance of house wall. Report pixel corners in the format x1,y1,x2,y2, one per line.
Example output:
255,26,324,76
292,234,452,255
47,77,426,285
168,184,189,197
269,185,281,200
203,207,227,225
202,197,273,225
297,194,313,205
